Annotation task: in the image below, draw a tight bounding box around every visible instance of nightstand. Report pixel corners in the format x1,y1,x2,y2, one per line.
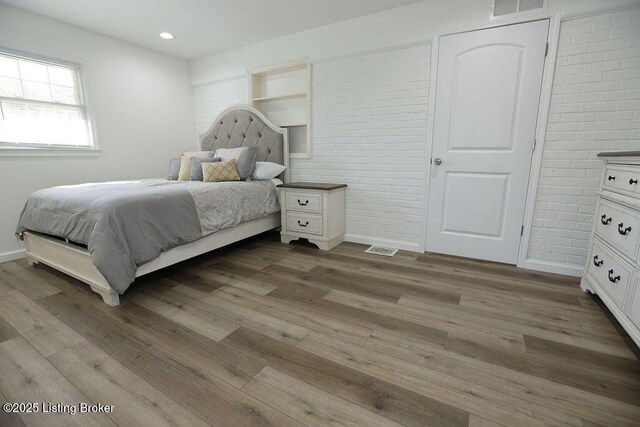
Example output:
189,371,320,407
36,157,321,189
277,182,347,250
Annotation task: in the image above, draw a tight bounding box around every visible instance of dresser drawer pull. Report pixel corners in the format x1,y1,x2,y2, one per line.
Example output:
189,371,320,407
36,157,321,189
297,220,309,227
630,178,638,185
617,223,632,235
608,269,621,284
297,199,309,206
600,214,612,225
608,175,616,181
593,255,603,267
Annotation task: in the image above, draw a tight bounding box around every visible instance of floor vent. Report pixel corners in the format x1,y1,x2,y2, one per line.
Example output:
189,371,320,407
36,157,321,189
365,246,398,257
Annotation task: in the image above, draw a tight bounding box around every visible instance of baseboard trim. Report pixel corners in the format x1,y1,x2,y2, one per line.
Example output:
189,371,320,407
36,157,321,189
519,258,582,277
344,233,422,253
0,249,26,263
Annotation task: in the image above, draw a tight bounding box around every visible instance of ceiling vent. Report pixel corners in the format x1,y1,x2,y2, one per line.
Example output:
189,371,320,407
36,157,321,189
492,0,545,17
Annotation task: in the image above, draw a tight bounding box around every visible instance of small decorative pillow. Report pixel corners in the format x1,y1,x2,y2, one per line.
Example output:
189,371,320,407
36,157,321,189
190,157,221,181
236,147,258,181
202,159,241,182
214,147,245,161
214,146,258,181
167,158,181,180
252,161,287,180
178,151,210,181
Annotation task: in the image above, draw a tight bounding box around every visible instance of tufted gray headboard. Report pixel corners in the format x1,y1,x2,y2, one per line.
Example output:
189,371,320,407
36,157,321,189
200,105,289,182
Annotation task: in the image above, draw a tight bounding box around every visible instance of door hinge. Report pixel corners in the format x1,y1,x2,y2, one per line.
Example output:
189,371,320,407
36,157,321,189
521,225,524,236
545,42,549,57
532,138,537,152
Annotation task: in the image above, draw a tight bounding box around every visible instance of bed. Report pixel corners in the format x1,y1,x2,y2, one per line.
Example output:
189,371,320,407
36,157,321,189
15,105,289,306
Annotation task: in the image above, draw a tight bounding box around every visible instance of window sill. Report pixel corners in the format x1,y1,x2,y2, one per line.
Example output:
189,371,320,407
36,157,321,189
0,147,102,157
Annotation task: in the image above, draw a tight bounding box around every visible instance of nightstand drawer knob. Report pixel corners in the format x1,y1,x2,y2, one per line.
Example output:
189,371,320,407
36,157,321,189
298,220,309,227
601,214,612,225
297,199,309,206
593,255,603,267
630,178,638,185
608,175,616,181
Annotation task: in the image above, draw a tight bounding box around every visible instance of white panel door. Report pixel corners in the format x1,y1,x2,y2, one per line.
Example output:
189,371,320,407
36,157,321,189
426,20,549,264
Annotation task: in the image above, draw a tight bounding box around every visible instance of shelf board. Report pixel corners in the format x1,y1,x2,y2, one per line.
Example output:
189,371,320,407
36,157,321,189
279,123,307,127
289,152,311,159
252,92,307,102
252,59,308,76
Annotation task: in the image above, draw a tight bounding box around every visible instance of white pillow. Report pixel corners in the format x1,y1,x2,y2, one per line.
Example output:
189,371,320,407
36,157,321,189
214,147,245,161
252,162,286,180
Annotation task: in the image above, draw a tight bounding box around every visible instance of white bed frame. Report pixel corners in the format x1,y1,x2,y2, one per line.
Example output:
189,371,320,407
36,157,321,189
23,105,289,306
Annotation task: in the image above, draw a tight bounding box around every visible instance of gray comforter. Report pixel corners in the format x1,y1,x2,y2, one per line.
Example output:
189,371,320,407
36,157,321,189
16,179,280,293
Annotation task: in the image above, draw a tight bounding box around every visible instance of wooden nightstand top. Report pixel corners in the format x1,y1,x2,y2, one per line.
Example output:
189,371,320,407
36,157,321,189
277,182,347,191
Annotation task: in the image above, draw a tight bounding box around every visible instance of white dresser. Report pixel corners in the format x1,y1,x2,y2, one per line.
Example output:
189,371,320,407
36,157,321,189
581,151,640,347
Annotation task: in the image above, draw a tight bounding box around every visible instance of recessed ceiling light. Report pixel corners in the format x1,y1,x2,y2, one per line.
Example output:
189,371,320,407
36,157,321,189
159,32,174,40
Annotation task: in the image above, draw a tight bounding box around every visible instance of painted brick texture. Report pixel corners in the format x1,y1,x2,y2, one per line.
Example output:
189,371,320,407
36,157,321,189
192,77,247,136
527,8,640,267
290,45,430,249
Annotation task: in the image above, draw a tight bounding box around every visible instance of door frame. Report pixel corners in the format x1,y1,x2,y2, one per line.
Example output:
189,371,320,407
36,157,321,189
422,0,639,275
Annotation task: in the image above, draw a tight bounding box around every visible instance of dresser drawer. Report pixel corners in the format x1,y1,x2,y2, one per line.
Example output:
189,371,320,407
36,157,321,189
595,199,640,260
285,192,322,214
588,238,634,308
603,166,640,198
286,213,323,236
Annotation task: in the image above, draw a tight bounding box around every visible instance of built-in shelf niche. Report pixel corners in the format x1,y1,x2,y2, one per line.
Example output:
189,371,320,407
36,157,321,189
250,59,310,158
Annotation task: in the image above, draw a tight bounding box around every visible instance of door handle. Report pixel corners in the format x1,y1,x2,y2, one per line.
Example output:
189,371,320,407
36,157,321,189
618,223,631,235
433,158,442,165
608,269,620,283
600,214,611,225
593,255,603,267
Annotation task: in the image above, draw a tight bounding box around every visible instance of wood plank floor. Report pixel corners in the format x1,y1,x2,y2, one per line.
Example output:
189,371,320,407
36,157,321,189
0,231,639,426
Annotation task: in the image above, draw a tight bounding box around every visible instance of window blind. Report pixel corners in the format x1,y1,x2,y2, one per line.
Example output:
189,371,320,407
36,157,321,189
0,51,92,148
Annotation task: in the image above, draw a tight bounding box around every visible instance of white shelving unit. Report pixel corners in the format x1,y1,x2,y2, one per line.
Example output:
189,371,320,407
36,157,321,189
250,59,310,158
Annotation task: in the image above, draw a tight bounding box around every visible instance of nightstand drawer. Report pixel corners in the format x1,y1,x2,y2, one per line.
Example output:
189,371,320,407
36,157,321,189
285,192,322,214
286,213,322,236
588,238,633,308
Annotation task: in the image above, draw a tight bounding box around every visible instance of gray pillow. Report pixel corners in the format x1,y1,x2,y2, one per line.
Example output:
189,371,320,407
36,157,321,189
190,157,221,181
236,146,258,181
168,158,181,180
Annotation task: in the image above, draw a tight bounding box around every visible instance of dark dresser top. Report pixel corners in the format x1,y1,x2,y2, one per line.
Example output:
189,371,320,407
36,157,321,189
598,151,640,158
277,182,347,191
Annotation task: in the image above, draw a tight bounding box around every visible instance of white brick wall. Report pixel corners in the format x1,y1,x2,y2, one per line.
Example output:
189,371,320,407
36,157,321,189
527,8,640,267
190,9,638,260
190,45,430,250
192,76,247,136
291,45,430,250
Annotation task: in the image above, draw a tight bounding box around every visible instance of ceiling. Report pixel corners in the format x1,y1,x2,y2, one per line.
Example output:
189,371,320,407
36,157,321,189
0,0,425,59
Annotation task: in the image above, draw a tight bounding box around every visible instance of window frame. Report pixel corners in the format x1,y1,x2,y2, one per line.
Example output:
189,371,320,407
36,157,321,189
0,47,100,157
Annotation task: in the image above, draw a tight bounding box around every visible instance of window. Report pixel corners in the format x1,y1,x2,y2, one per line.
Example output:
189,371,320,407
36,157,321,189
0,50,93,149
492,0,545,17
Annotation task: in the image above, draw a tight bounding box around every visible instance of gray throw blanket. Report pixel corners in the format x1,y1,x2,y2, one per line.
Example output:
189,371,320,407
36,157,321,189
16,179,280,293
